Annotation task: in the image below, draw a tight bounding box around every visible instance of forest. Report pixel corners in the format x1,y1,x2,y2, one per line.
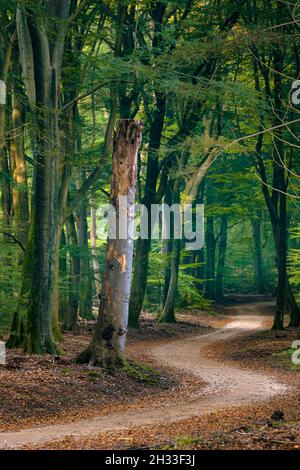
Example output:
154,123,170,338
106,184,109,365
0,0,300,454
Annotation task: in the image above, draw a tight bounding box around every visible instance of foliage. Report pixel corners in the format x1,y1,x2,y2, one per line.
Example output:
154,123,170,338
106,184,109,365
288,226,300,301
1,0,300,351
0,241,22,338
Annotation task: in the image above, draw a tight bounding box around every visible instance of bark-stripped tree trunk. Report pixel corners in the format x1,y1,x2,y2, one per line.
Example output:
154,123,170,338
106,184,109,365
128,90,166,328
78,119,142,368
127,2,167,328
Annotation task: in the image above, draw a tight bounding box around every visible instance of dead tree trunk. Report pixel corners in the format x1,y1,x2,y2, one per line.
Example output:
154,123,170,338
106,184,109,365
78,119,142,368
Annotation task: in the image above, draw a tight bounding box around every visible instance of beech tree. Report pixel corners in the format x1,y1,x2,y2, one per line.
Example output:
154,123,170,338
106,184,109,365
1,0,300,360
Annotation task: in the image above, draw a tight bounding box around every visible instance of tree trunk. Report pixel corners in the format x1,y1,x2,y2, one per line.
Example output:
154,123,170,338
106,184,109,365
162,183,174,306
64,213,80,331
162,237,173,306
90,206,101,297
59,229,68,322
0,79,12,234
128,238,151,328
76,202,93,320
10,54,29,248
273,191,286,330
78,119,142,368
158,185,180,323
0,32,14,234
253,45,300,329
128,92,166,328
215,214,228,301
127,6,167,327
0,146,12,231
158,238,180,323
7,3,70,353
11,93,29,247
24,82,60,353
195,248,205,293
251,214,265,295
205,216,216,300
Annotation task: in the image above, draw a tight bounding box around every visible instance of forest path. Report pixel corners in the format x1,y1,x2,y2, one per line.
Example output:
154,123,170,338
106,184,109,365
0,302,287,449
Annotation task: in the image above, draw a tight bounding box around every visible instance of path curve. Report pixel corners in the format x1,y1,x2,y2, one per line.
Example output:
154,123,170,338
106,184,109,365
0,302,287,449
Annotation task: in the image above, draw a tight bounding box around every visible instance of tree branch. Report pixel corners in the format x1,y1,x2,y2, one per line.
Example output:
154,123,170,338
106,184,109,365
0,231,25,251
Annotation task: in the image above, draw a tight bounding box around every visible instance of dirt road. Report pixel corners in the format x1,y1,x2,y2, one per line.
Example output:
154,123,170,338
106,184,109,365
0,302,287,449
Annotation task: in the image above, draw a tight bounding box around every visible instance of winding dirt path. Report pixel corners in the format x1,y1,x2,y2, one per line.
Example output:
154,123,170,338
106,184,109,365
0,302,287,449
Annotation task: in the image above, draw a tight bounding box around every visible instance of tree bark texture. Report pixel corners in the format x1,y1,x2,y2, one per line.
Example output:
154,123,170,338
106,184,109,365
79,119,142,368
215,215,228,301
7,2,70,353
251,214,265,295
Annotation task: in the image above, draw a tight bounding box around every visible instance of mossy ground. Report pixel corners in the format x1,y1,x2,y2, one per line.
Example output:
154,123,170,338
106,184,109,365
123,360,161,385
273,348,300,371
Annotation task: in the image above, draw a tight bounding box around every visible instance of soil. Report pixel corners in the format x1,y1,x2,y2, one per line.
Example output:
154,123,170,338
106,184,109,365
0,299,299,450
0,311,218,433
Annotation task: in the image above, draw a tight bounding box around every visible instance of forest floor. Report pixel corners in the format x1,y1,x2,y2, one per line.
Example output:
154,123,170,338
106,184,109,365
0,298,299,450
